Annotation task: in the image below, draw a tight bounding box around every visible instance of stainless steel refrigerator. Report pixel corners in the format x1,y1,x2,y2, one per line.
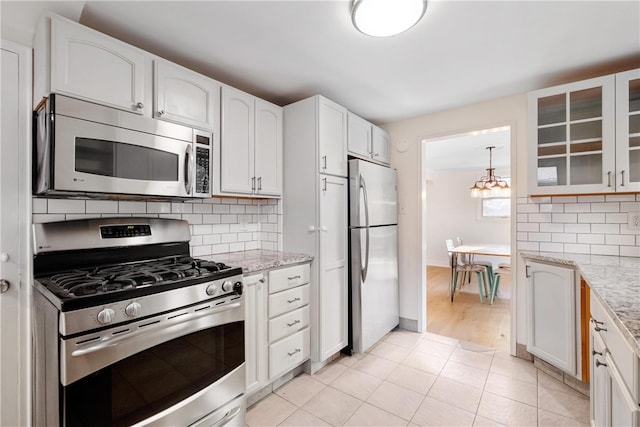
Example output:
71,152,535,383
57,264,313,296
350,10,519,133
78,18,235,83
348,159,399,354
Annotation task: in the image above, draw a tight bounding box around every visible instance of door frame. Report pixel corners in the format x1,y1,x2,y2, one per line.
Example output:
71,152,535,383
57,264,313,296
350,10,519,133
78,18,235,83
0,38,33,426
419,121,517,355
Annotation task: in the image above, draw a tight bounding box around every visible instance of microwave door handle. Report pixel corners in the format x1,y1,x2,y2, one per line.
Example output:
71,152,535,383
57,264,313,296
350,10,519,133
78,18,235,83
184,145,193,195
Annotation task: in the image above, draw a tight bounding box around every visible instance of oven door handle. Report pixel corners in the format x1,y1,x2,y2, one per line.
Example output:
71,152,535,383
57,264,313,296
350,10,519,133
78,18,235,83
69,302,241,358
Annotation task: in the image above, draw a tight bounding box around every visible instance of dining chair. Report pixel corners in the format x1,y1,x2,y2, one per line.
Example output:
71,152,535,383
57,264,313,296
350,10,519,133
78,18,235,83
446,239,487,303
489,263,511,304
455,237,493,294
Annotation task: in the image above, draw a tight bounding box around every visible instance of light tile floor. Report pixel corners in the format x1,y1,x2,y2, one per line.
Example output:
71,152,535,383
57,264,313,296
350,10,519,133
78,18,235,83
246,330,589,426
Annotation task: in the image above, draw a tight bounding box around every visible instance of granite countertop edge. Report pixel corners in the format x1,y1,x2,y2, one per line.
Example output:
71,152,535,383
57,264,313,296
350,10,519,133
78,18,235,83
213,249,313,274
520,251,640,357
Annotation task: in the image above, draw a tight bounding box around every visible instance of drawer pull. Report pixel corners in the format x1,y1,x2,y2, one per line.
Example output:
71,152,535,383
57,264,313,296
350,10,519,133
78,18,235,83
595,360,608,368
287,320,301,327
594,325,607,332
288,275,301,280
287,297,301,304
592,319,604,326
592,350,603,356
287,348,301,357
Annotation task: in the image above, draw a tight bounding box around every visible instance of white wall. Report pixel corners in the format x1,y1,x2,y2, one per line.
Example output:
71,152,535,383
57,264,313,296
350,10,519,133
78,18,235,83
384,94,527,340
426,169,511,267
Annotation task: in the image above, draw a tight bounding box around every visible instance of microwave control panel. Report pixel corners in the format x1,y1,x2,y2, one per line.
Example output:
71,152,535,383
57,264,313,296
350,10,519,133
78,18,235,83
195,146,210,195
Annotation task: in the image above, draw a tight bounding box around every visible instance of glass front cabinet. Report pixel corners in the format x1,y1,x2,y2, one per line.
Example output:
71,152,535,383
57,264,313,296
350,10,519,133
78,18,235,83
528,68,640,194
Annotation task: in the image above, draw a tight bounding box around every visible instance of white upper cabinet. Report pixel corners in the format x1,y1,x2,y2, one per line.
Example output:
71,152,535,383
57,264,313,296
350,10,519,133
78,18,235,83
615,68,640,192
37,15,148,114
219,86,282,197
318,97,348,177
528,68,640,195
255,99,283,196
347,112,372,158
154,60,220,131
347,112,390,166
372,126,391,165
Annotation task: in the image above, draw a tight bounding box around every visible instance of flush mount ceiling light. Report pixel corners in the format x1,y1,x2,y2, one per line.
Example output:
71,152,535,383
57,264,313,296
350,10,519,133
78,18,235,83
352,0,428,37
470,146,511,198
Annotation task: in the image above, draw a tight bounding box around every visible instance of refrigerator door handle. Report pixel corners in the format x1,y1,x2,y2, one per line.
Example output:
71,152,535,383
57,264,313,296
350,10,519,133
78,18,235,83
360,174,370,282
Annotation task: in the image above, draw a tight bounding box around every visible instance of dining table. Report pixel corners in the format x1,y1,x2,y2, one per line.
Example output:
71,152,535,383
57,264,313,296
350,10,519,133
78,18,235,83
448,243,511,303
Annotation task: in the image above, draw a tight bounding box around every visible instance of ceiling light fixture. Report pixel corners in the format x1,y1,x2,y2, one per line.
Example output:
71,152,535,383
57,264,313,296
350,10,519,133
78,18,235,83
352,0,428,37
470,146,511,198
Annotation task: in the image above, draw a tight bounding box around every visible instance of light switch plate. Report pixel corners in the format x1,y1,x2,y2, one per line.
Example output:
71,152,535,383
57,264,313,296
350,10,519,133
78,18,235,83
628,211,640,230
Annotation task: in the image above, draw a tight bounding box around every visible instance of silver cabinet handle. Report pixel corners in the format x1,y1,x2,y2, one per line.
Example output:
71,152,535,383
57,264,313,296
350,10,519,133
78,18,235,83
607,171,613,188
287,320,301,327
595,360,607,368
322,155,327,170
621,170,626,187
594,325,608,332
287,297,301,304
287,348,301,357
0,279,10,294
258,176,262,191
322,177,327,192
136,102,144,110
287,275,301,280
592,349,603,356
251,177,256,191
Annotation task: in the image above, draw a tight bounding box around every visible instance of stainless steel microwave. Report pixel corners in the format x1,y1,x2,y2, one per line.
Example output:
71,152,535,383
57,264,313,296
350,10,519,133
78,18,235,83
33,94,212,199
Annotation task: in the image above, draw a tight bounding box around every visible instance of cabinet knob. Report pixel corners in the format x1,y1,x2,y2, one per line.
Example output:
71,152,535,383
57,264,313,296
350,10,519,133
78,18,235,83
0,279,10,294
135,102,144,110
259,278,265,283
158,109,166,116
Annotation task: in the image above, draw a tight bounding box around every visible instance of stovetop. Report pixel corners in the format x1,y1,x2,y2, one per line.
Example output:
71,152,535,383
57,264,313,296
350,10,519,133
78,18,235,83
35,256,242,311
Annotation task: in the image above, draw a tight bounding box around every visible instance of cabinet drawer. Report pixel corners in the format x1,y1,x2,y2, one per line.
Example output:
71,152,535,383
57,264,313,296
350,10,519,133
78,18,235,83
269,306,310,344
269,284,310,318
269,327,310,380
269,264,310,294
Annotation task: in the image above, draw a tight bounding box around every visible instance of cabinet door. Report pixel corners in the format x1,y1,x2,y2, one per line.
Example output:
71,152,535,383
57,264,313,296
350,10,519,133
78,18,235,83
318,97,348,177
255,99,283,196
154,61,219,131
318,175,348,360
615,68,640,192
591,326,608,427
221,86,255,194
528,75,616,194
607,353,640,427
51,18,147,114
347,112,372,158
244,273,267,395
526,261,578,376
372,126,391,165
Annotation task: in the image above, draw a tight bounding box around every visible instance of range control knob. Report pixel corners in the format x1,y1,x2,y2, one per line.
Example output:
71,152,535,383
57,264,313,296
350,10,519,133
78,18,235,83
206,284,217,296
233,282,243,295
221,280,233,292
125,302,142,317
97,308,115,325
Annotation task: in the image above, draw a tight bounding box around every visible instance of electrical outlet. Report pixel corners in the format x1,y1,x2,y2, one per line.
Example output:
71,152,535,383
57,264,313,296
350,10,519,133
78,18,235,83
629,211,640,230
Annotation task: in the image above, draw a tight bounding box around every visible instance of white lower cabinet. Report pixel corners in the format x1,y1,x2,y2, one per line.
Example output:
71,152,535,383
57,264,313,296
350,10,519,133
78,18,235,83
590,292,640,427
244,273,267,395
525,260,581,378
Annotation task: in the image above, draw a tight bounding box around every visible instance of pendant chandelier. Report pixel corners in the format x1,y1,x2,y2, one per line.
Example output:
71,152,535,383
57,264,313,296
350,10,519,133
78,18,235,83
470,146,510,198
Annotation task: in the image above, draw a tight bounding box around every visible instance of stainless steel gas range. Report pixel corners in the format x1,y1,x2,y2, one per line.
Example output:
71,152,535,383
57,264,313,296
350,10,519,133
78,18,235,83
32,217,246,427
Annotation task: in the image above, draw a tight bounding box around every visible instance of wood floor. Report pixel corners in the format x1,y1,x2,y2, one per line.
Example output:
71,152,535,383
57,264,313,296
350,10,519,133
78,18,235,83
426,265,510,352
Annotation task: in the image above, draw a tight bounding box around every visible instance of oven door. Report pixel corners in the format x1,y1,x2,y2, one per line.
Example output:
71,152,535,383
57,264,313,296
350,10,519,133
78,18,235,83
60,300,245,427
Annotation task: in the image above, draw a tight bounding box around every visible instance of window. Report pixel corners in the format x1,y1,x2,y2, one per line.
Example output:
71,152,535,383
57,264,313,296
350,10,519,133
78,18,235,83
481,197,510,218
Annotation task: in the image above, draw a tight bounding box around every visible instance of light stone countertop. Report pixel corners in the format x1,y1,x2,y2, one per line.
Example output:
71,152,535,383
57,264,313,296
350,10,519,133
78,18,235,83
520,251,640,356
213,249,313,274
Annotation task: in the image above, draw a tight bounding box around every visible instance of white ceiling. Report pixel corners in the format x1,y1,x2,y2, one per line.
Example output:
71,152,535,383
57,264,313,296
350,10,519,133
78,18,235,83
2,1,640,125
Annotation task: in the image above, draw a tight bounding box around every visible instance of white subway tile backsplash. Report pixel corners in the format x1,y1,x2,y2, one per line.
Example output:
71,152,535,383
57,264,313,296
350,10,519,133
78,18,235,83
540,242,564,252
528,213,552,223
592,224,619,234
517,196,639,257
578,213,606,223
565,224,591,233
86,200,118,213
591,245,619,256
48,199,85,213
33,197,283,259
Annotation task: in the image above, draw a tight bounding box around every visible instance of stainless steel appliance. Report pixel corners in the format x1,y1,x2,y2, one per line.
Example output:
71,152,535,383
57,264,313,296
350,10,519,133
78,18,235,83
33,94,212,199
32,217,246,427
348,159,399,354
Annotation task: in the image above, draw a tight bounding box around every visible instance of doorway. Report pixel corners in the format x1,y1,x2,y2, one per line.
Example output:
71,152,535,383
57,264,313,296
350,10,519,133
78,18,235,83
422,126,513,352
